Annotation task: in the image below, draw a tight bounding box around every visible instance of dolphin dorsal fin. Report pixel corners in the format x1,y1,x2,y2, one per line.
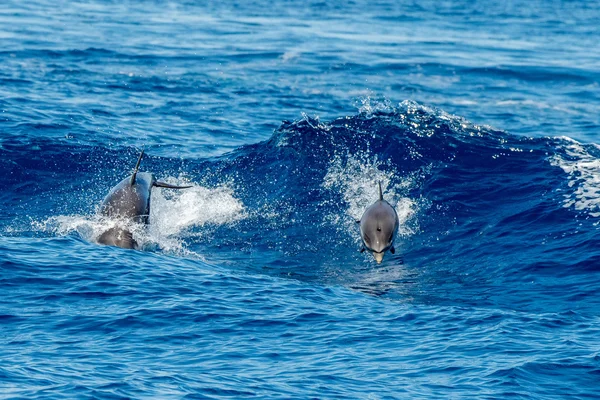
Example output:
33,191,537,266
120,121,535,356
130,149,145,186
378,181,383,201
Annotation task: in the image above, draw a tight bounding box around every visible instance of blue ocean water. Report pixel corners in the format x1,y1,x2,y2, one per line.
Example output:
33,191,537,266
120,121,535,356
1,0,600,398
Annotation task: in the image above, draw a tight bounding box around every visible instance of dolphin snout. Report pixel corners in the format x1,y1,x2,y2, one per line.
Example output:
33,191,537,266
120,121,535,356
373,252,384,263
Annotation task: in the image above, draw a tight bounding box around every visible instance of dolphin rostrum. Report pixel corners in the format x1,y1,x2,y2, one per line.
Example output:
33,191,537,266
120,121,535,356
97,149,192,249
357,182,399,263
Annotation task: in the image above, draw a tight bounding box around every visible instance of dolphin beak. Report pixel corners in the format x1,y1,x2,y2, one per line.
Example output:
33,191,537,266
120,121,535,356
373,252,384,263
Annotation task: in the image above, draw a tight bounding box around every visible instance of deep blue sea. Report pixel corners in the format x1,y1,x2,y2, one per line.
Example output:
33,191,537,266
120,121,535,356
2,0,600,398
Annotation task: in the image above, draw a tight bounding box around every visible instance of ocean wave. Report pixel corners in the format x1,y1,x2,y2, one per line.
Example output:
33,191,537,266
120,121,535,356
2,101,599,300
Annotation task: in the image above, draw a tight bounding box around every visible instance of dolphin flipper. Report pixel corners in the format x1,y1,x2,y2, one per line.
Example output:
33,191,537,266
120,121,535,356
390,246,395,254
154,181,193,189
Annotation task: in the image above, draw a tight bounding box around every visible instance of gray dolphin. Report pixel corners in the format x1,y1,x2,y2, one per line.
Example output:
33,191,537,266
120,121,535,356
97,150,192,249
357,182,399,263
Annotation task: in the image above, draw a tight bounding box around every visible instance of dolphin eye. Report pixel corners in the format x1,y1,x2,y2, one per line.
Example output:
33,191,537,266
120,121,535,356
364,234,371,244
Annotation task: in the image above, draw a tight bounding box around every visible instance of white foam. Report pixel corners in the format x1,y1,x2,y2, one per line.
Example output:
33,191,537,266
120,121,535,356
280,51,300,62
150,182,246,237
34,181,246,256
550,139,600,218
322,153,418,241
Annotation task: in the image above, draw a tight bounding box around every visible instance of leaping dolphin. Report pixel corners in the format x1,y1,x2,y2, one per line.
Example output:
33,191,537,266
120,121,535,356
97,149,192,249
357,182,399,263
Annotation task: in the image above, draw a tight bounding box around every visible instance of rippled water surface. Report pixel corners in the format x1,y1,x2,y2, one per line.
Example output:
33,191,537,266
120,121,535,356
1,1,600,398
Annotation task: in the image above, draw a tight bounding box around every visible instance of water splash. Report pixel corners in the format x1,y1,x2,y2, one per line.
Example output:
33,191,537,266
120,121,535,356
354,94,395,117
550,138,600,218
321,152,418,240
150,182,246,237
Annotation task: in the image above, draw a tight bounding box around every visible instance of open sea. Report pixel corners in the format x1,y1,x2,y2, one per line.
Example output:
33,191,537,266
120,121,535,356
1,0,600,398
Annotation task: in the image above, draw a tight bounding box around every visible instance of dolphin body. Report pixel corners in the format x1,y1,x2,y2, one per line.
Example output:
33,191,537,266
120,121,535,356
358,182,399,263
97,150,191,249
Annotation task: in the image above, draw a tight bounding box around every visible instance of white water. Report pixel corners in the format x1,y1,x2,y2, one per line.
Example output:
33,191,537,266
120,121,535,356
550,138,600,218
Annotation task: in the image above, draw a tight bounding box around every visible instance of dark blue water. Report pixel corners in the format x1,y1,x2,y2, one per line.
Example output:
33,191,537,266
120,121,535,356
2,0,600,398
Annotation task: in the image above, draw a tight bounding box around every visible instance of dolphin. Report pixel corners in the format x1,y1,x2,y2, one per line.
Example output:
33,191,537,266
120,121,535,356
97,149,192,249
357,182,399,263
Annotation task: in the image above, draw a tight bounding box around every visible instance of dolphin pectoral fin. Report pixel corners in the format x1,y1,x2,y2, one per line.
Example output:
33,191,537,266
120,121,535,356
153,181,193,189
390,246,395,254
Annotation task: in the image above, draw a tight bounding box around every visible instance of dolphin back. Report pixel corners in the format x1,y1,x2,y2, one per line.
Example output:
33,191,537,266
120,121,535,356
100,172,154,223
359,200,399,254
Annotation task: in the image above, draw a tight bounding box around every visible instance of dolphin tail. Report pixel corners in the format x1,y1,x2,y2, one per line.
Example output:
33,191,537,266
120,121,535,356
154,181,193,189
378,181,383,201
130,149,145,186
